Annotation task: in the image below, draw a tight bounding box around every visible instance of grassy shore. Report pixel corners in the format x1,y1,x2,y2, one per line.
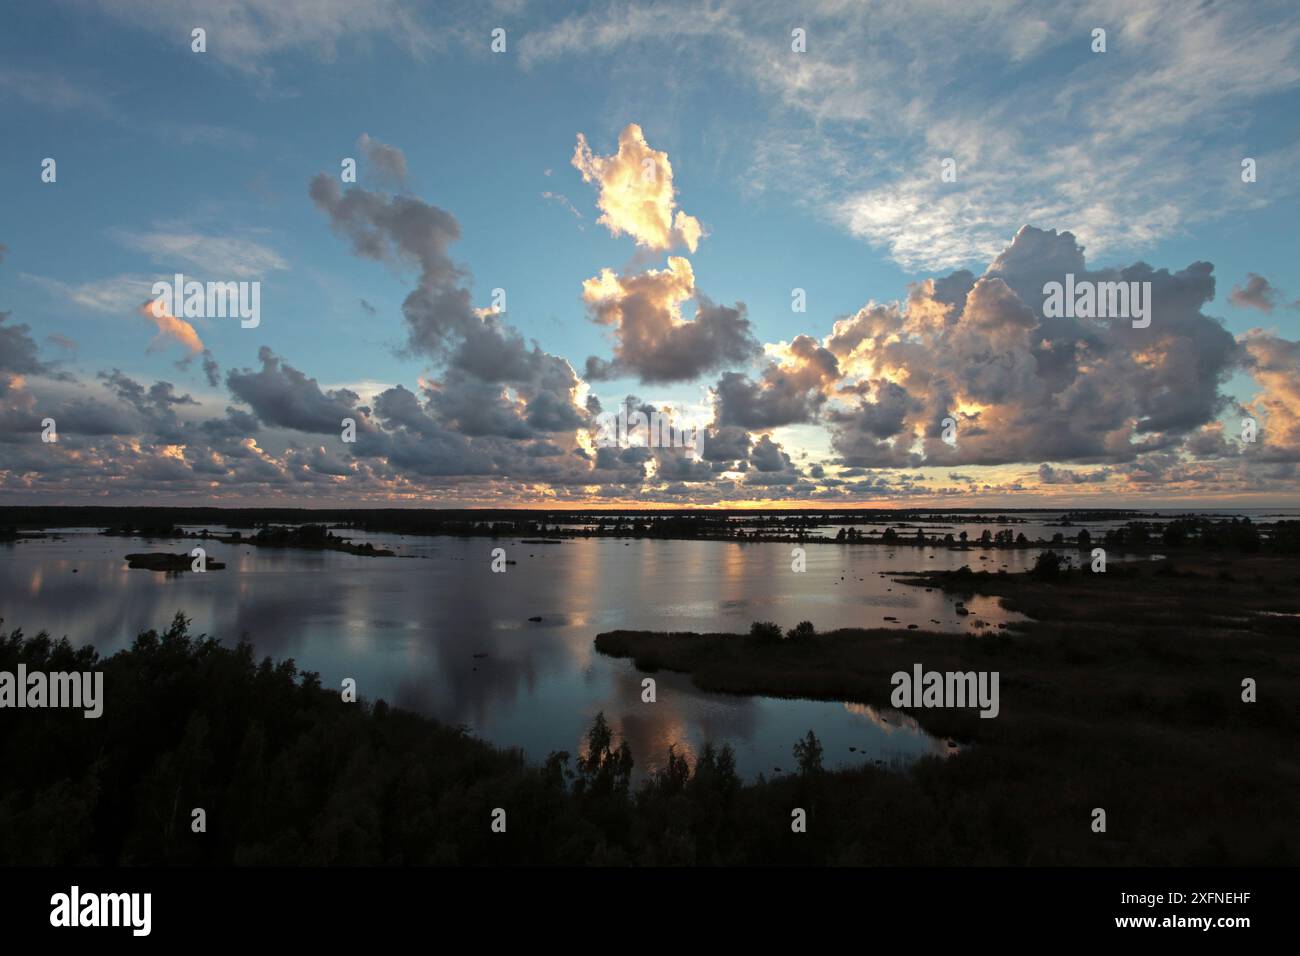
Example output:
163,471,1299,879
595,552,1300,864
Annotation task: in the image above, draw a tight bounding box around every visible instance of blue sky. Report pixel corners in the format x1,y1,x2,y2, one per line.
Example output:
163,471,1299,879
2,1,1298,506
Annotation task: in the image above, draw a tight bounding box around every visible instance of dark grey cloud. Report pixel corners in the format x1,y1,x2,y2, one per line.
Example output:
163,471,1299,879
311,153,588,452
749,433,792,473
226,346,360,433
310,173,476,359
0,311,45,376
1037,463,1111,484
714,335,839,429
201,349,220,387
700,424,751,464
586,298,761,384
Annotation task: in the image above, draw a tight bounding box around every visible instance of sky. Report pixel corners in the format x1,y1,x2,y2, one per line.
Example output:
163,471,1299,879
1,0,1298,508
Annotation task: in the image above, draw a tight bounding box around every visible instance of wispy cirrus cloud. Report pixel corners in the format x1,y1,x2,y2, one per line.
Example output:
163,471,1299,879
111,228,288,278
523,0,1300,272
84,0,443,76
21,273,158,315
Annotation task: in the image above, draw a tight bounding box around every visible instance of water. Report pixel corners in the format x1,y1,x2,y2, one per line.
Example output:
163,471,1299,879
1,527,1042,778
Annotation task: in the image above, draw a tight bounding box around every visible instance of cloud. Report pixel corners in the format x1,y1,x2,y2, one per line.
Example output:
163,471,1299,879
6,79,1298,506
581,257,759,383
0,69,114,114
23,273,158,315
310,156,589,444
0,311,46,377
87,0,441,75
310,171,477,358
1037,463,1111,485
1229,273,1284,313
114,229,288,278
358,132,408,189
226,346,360,433
823,226,1247,469
140,299,204,354
714,335,839,429
98,370,199,441
201,350,221,387
1241,330,1300,461
46,333,78,356
542,191,583,220
528,1,1300,271
572,124,703,253
749,433,791,472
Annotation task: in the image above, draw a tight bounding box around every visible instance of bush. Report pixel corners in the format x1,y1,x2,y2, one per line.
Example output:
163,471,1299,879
749,621,783,643
1030,550,1064,580
786,621,816,641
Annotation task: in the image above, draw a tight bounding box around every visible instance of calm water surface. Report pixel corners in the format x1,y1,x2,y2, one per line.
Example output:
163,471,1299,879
3,528,1041,777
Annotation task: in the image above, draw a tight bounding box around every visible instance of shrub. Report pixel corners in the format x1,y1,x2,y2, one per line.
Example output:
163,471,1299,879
786,621,816,641
1030,550,1064,580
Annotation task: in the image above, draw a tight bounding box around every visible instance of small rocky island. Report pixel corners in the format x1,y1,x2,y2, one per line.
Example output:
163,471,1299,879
103,522,395,557
125,552,227,572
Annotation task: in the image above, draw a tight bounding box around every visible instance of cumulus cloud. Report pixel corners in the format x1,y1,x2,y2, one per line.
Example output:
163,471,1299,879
823,226,1246,469
310,169,480,359
1229,273,1289,313
1241,330,1300,461
11,216,1297,504
572,124,703,253
714,335,839,428
226,346,360,433
581,257,759,383
749,433,791,472
7,90,1299,506
310,149,589,452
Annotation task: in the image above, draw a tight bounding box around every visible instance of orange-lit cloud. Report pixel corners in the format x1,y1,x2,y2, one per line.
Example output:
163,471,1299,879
572,124,703,252
1242,330,1300,457
140,298,204,354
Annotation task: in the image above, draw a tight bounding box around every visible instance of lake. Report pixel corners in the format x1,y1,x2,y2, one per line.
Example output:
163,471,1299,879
3,526,1045,778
